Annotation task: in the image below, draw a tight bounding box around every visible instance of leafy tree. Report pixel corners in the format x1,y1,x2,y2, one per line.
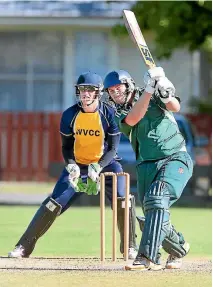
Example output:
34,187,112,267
189,95,212,114
114,1,212,59
113,1,212,112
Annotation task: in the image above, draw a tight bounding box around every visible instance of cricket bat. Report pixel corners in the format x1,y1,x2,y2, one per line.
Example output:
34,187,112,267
123,10,156,69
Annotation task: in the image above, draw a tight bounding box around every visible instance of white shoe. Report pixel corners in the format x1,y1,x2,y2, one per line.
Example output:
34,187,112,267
125,254,163,271
8,245,26,258
127,247,138,260
165,255,182,269
165,241,190,269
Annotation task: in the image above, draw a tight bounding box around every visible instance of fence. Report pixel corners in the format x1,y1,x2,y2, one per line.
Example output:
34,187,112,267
0,113,62,181
0,112,212,181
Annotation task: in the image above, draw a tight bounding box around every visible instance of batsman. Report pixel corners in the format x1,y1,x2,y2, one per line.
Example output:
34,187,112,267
104,67,193,270
8,72,138,259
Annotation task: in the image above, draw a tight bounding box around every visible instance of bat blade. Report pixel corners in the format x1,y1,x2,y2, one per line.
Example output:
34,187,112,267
123,10,156,69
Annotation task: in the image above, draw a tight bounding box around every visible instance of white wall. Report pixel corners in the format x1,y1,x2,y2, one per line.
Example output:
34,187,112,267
0,25,200,113
63,31,76,109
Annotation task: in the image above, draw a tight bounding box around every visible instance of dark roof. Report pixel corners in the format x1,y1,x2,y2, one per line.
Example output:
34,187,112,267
0,1,134,17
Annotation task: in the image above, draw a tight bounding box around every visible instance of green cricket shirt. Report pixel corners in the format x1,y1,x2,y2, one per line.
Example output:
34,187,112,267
116,89,186,162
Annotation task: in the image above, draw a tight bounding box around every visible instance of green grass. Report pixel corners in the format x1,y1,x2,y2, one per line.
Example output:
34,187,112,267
0,206,211,287
0,182,54,194
0,206,211,258
0,271,211,287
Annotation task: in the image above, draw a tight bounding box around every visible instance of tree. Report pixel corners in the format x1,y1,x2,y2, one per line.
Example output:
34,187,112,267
113,1,212,112
114,1,212,59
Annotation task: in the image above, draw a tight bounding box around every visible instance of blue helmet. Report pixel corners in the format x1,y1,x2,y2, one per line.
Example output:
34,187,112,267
76,72,103,89
75,72,103,106
104,70,135,106
104,70,135,92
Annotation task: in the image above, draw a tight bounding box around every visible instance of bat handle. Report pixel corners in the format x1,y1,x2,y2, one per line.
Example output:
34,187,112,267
147,63,156,69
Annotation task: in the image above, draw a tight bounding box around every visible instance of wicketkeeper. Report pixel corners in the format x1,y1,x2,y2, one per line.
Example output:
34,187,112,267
8,72,138,259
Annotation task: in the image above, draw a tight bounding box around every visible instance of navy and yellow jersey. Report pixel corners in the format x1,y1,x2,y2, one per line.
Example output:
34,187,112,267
115,88,185,162
60,102,120,165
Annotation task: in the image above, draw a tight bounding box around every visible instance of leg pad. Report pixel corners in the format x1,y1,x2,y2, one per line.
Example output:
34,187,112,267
16,197,61,256
117,195,137,253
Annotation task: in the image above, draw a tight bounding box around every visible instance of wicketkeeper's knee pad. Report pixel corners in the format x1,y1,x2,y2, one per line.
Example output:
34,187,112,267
16,197,62,256
117,195,137,253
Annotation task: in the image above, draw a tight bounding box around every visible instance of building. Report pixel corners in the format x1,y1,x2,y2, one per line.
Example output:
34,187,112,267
0,1,210,181
0,0,201,113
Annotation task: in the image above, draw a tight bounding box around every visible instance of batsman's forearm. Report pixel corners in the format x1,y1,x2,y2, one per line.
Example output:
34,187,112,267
124,92,152,126
165,97,180,112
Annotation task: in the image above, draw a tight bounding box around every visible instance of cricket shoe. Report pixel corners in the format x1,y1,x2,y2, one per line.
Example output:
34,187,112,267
125,247,138,260
165,255,182,269
125,254,163,271
165,242,190,269
8,245,28,258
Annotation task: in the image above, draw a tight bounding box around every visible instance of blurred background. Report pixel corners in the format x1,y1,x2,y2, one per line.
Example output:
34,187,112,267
0,0,211,207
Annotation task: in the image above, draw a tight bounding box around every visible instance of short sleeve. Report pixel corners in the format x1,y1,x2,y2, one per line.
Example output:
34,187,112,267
107,109,120,136
60,111,72,136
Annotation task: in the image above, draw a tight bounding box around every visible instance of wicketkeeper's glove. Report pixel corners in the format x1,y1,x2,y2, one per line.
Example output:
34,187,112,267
88,163,102,182
66,163,81,189
75,178,88,193
85,177,100,196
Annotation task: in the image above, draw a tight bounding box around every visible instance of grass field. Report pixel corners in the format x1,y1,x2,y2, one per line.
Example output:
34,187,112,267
0,206,211,258
0,206,212,286
0,182,54,195
0,270,211,287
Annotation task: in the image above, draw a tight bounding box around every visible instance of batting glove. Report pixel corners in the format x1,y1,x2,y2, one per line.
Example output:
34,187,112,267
156,77,176,104
88,163,102,182
144,67,165,94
